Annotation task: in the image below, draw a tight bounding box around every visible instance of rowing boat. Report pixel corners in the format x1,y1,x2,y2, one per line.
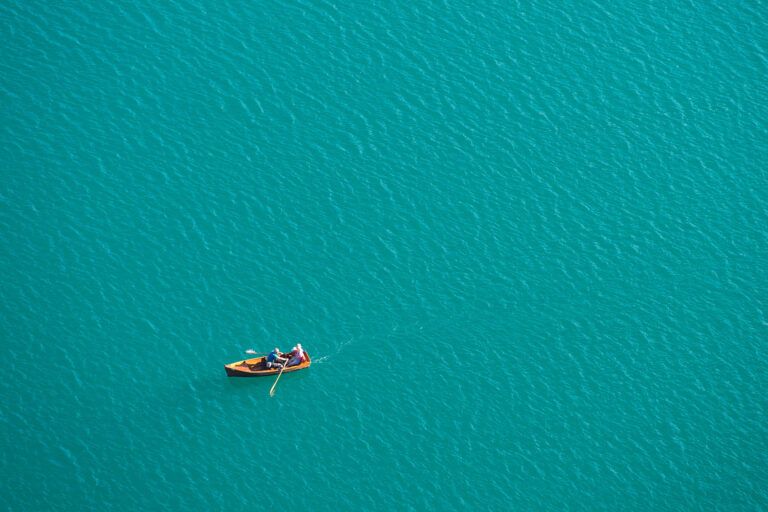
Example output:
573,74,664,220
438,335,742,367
224,351,311,377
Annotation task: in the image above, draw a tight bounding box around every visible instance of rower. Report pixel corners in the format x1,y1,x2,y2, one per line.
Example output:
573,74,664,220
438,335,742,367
266,347,288,369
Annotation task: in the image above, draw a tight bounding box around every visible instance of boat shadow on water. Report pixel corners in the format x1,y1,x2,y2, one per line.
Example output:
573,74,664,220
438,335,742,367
224,369,312,393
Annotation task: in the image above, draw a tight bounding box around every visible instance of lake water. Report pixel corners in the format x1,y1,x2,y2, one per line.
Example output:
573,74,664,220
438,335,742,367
1,0,767,510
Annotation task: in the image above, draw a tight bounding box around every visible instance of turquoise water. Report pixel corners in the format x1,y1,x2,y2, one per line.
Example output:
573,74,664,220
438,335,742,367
2,0,767,509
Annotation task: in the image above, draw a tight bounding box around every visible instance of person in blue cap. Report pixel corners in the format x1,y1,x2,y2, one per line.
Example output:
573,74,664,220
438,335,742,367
265,347,288,369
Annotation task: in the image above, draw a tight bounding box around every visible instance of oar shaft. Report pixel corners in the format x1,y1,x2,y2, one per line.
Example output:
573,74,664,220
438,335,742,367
268,351,304,396
269,365,287,396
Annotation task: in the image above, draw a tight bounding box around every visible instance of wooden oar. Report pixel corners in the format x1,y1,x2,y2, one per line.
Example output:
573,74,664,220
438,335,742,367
269,361,289,397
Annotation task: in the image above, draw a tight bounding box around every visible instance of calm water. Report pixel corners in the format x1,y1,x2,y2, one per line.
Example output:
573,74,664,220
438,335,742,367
2,0,767,510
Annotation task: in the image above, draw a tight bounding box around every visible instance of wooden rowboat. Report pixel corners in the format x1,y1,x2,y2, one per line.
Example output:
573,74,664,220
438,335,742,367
225,351,311,377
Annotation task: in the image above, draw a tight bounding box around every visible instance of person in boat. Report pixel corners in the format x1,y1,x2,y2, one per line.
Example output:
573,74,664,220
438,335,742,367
287,344,305,367
265,348,288,369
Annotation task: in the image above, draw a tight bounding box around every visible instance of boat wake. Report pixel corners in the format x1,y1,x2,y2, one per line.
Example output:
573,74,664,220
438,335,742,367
313,337,355,365
337,337,355,353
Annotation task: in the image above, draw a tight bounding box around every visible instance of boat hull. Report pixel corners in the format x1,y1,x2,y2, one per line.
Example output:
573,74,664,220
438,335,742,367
225,351,311,377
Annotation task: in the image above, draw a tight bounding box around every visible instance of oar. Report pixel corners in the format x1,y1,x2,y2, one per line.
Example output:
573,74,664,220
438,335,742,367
269,360,289,397
245,350,268,355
